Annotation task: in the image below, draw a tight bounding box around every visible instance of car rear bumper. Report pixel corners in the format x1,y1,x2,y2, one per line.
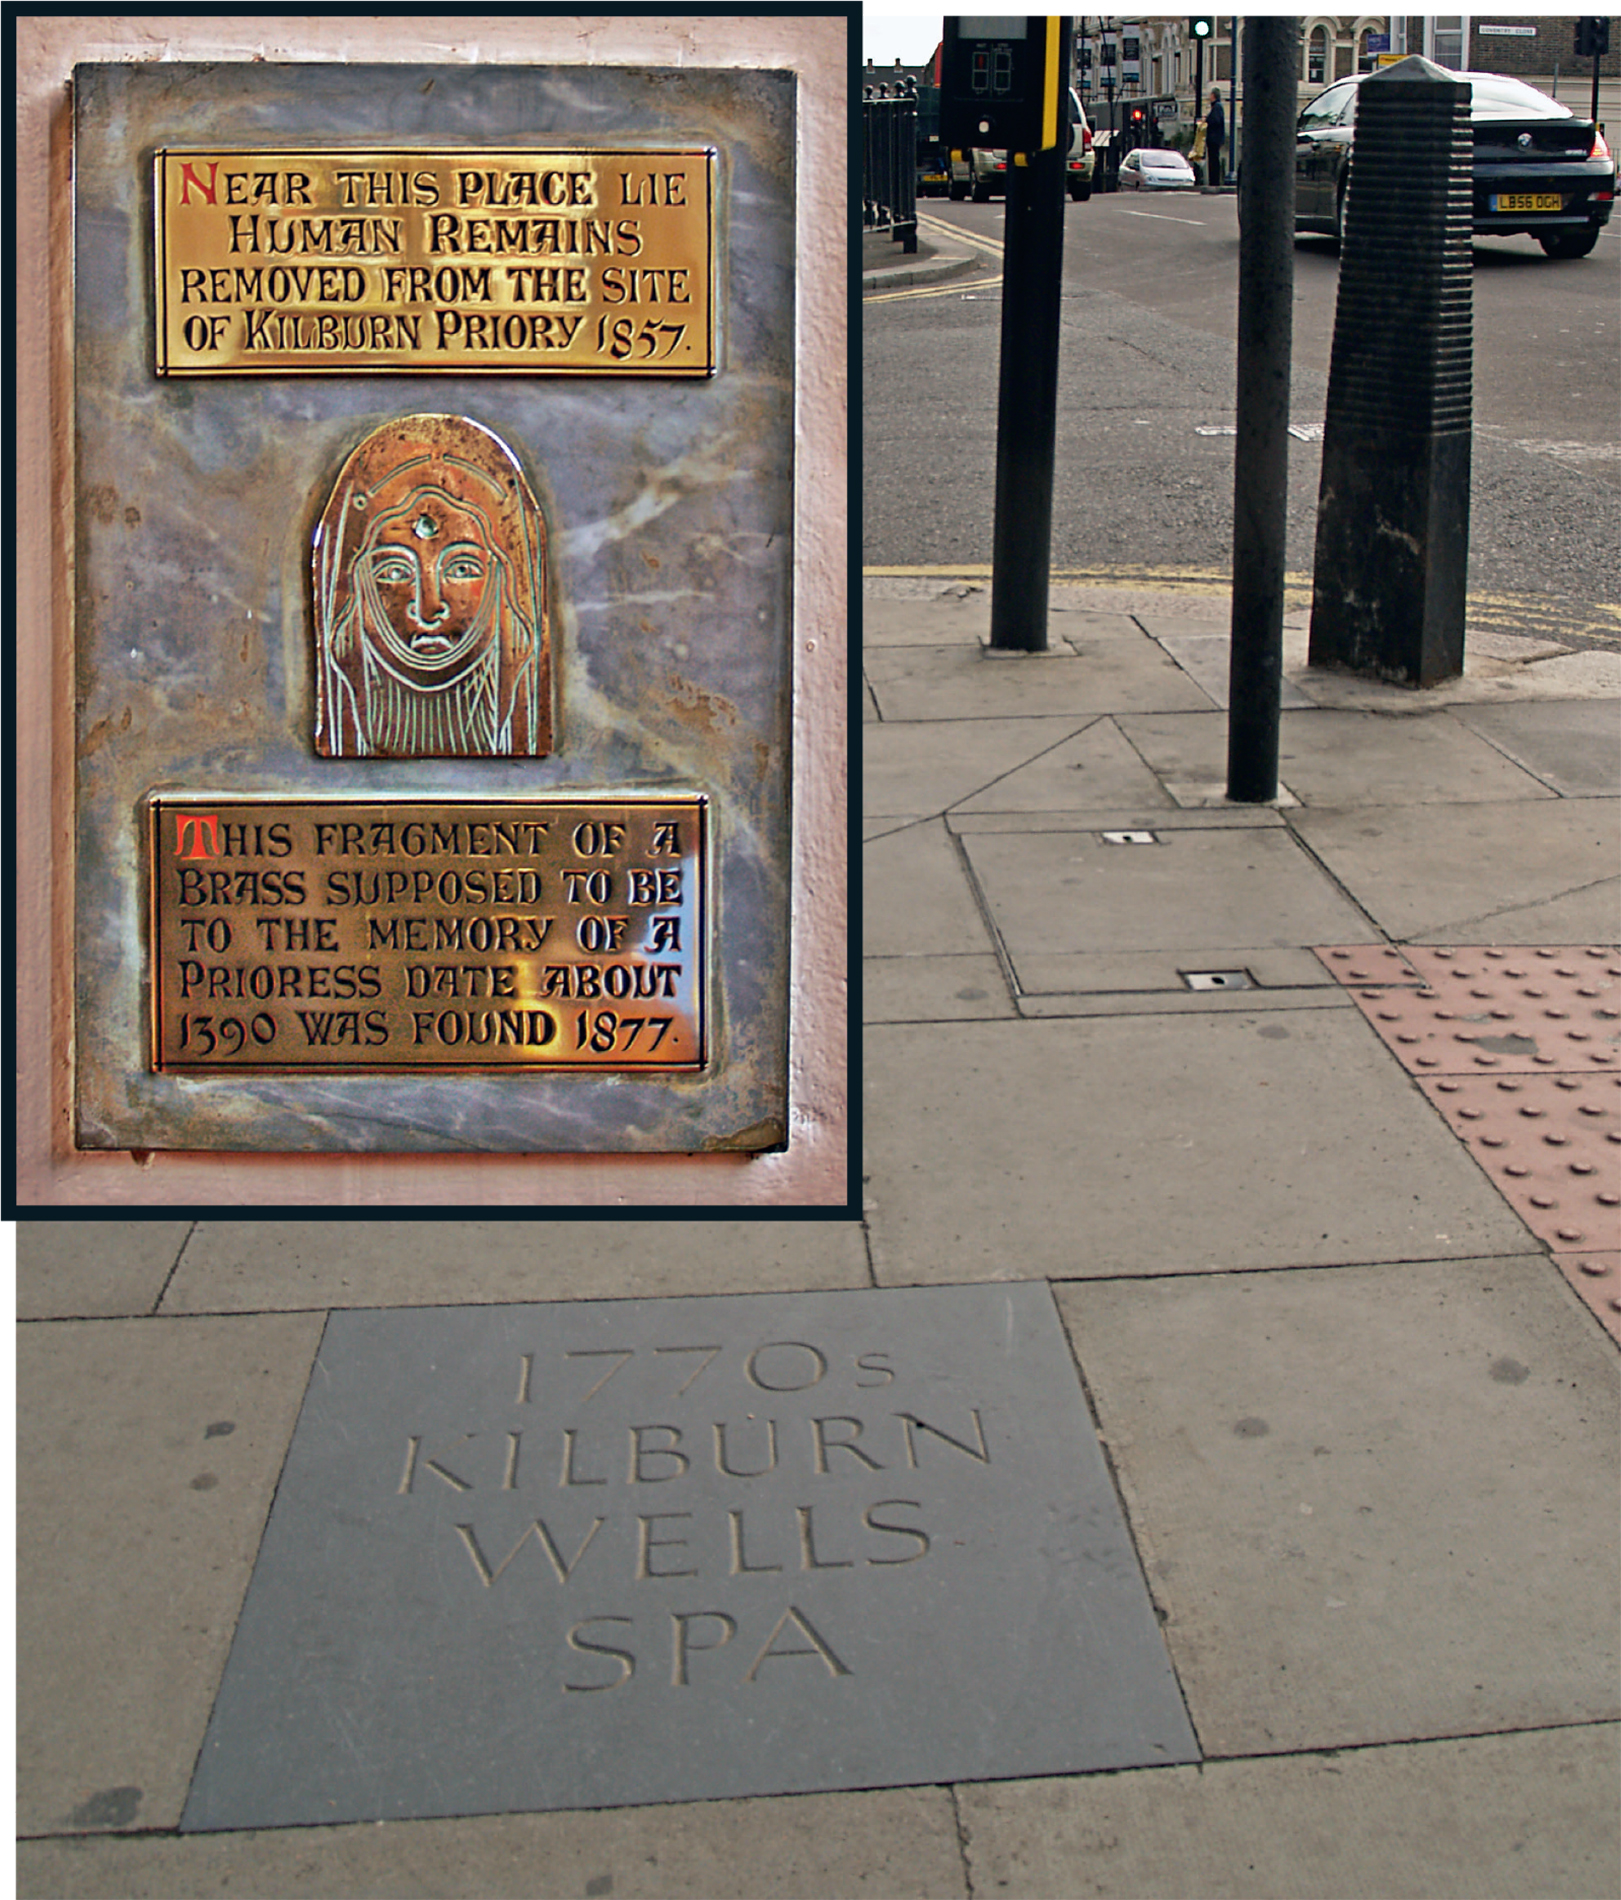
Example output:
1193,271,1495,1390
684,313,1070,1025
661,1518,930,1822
1472,160,1615,231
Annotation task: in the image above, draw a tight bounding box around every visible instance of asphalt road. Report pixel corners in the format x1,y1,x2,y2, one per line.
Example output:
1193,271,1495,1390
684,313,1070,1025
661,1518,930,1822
864,191,1621,638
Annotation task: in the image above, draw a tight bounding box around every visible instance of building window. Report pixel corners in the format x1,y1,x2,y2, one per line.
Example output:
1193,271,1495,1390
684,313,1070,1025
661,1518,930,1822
1429,17,1465,70
1308,23,1329,84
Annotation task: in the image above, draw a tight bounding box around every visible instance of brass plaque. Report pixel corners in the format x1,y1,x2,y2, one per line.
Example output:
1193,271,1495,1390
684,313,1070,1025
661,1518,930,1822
154,147,715,375
149,795,707,1072
312,415,555,759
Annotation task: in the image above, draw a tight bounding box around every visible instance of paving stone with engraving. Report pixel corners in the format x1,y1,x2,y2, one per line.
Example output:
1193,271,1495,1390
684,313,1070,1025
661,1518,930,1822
182,1284,1197,1831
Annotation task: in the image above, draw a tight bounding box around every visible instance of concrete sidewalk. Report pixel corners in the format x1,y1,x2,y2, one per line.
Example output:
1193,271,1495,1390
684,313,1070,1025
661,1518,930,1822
16,577,1621,1896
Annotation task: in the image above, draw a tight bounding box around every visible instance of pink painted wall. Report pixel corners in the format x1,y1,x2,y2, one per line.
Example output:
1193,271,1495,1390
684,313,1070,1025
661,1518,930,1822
14,15,849,1209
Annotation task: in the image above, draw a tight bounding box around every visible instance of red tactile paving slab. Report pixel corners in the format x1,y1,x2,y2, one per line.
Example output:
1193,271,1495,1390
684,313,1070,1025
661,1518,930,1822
1552,1251,1621,1346
1314,944,1425,986
1419,1072,1621,1255
1329,946,1621,1077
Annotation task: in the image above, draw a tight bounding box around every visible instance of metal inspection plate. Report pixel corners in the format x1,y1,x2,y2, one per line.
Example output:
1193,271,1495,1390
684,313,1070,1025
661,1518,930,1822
182,1284,1198,1831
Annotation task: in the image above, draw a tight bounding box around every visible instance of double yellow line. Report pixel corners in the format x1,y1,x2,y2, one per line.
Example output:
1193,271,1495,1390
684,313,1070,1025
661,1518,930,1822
865,212,1006,304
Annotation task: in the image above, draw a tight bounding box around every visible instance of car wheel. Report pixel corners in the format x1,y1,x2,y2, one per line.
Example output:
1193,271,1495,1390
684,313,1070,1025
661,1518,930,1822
971,178,992,203
948,177,967,202
1538,226,1600,258
1069,181,1088,202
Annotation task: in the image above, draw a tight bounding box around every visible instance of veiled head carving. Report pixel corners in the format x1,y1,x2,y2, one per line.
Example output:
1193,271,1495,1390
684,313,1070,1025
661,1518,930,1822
313,415,552,758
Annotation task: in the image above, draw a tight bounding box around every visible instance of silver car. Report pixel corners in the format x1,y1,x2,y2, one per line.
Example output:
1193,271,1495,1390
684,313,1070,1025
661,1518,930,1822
1118,147,1199,191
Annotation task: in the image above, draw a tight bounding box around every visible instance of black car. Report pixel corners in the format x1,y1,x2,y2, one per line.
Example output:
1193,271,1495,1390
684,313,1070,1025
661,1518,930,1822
1295,70,1616,258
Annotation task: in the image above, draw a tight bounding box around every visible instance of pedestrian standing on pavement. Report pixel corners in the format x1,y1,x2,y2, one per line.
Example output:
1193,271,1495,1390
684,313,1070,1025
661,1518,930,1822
1205,87,1225,188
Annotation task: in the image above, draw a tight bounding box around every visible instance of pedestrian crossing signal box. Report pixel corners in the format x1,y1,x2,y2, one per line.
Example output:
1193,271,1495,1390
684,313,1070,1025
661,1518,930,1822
942,17,1068,154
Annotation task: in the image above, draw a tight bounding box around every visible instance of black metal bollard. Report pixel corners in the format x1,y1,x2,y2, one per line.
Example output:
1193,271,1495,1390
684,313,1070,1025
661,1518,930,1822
1226,18,1299,804
988,137,1068,652
1308,56,1473,686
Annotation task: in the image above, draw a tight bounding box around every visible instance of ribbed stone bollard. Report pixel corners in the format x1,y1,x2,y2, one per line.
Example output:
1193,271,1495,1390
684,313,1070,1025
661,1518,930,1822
1308,56,1473,686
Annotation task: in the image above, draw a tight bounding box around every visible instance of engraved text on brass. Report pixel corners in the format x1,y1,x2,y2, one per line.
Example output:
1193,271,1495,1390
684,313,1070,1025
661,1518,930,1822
155,148,715,375
148,795,707,1071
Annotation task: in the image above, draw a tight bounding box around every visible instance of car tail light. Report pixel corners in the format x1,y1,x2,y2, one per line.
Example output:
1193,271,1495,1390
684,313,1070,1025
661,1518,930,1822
1592,127,1613,162
1083,126,1094,151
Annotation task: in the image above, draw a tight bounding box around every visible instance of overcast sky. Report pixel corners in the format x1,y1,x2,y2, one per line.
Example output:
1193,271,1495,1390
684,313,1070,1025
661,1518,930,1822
862,11,947,70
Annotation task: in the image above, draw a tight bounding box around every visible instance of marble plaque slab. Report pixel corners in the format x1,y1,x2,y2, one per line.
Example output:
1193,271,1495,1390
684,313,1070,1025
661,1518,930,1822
182,1284,1199,1830
72,62,798,1153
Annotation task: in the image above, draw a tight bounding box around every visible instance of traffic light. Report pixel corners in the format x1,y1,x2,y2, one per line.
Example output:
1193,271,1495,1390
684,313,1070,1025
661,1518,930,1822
1130,104,1146,125
940,17,1071,153
1189,17,1215,43
1575,17,1610,57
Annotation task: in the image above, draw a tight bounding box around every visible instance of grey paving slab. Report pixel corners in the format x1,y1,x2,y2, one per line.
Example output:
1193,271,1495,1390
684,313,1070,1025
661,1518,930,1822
1146,632,1317,712
1052,611,1194,648
863,715,1109,819
1056,1258,1621,1756
947,806,1288,834
865,591,1146,648
865,1015,1534,1284
163,1220,872,1316
1121,708,1556,808
864,954,1014,1023
1455,699,1621,798
863,820,993,961
1130,606,1244,634
1011,945,1345,998
1274,709,1558,807
863,590,999,646
16,1221,191,1319
958,1727,1621,1900
1292,799,1621,943
864,642,1213,722
181,1284,1196,1831
21,1787,970,1898
1016,988,1356,1020
1296,644,1621,710
959,826,1372,969
952,718,1175,814
17,1315,324,1834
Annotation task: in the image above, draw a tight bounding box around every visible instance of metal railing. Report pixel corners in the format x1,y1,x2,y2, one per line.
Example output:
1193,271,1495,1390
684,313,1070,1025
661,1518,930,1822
863,80,919,254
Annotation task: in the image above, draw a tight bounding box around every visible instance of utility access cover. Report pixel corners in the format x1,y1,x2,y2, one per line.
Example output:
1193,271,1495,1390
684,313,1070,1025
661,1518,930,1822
183,1283,1197,1830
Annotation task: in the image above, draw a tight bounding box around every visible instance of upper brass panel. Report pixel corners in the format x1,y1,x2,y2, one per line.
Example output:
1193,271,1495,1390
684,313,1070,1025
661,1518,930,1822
154,147,716,375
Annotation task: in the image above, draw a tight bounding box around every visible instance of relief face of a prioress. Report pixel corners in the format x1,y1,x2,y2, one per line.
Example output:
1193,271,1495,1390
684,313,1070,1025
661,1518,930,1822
313,414,553,758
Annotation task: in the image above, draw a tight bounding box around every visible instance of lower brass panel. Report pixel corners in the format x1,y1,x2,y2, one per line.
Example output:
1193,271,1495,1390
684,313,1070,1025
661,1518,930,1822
149,794,706,1072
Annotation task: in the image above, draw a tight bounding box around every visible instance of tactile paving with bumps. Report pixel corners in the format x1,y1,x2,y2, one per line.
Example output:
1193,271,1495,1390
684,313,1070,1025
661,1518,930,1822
1319,948,1621,1344
1322,946,1620,1077
1418,1073,1621,1250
